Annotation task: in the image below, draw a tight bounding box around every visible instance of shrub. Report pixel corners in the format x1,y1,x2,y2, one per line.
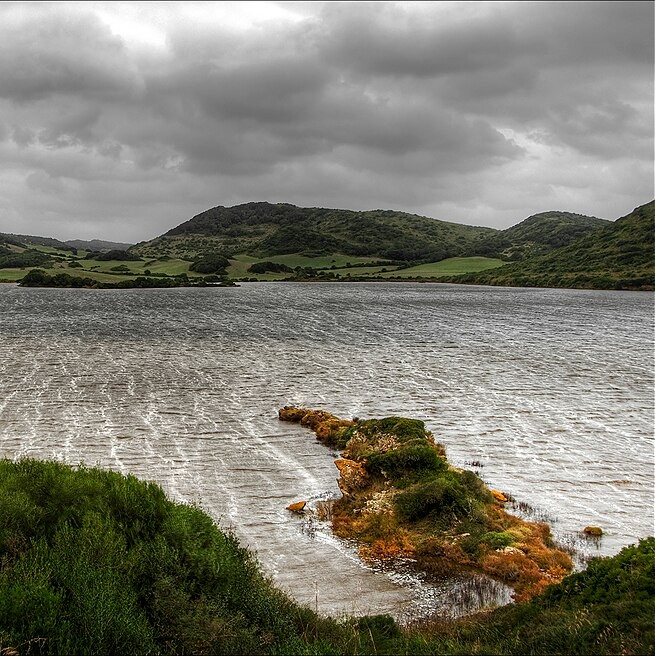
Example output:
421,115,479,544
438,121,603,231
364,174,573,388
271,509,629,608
365,442,446,480
394,474,470,522
362,417,428,443
189,254,229,275
480,531,515,550
247,261,293,274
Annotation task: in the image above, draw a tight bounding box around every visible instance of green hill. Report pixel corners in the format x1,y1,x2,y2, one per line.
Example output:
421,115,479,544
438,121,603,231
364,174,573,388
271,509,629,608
2,202,647,288
0,457,653,655
130,202,615,273
0,232,76,252
500,211,611,260
445,201,654,290
131,202,506,262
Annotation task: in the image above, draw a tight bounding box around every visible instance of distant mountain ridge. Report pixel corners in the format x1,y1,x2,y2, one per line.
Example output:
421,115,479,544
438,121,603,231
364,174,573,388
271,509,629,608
0,233,133,253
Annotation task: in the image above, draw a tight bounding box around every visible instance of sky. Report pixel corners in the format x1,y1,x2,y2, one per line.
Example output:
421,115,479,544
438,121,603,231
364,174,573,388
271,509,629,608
0,1,653,243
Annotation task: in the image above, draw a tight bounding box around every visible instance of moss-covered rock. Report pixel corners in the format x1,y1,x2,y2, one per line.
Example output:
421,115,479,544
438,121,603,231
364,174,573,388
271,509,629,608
280,406,573,602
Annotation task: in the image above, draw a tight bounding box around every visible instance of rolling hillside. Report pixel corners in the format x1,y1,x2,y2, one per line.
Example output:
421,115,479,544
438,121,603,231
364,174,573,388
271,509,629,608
444,201,654,290
500,211,610,260
131,202,505,262
130,201,612,267
3,201,649,289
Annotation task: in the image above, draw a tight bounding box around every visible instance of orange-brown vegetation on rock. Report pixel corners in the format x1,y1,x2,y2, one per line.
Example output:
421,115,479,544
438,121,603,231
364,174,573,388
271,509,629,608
278,406,573,602
583,525,603,536
279,406,353,442
359,533,416,562
491,489,508,503
278,406,308,423
334,459,369,494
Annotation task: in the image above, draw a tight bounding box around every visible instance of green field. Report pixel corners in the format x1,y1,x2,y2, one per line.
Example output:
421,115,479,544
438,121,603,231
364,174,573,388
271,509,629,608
378,256,505,278
227,253,387,279
1,246,507,284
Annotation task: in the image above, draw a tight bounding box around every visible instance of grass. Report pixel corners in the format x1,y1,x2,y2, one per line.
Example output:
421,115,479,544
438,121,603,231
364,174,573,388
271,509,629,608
378,257,505,278
0,254,205,284
227,254,385,279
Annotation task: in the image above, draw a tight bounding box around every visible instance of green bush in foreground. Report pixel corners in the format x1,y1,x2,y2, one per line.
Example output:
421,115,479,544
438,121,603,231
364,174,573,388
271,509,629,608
0,458,652,655
0,459,352,655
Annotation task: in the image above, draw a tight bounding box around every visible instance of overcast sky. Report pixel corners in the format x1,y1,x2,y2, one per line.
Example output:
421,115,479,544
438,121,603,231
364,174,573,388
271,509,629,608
0,1,653,242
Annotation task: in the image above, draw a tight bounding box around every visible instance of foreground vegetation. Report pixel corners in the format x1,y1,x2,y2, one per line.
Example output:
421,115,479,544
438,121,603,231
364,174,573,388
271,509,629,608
0,458,652,655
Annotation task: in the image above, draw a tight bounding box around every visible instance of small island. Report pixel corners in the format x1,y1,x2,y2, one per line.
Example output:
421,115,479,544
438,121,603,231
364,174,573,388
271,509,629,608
279,406,572,602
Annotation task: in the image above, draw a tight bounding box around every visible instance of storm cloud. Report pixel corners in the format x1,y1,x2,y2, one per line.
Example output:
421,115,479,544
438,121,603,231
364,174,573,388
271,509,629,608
0,1,652,241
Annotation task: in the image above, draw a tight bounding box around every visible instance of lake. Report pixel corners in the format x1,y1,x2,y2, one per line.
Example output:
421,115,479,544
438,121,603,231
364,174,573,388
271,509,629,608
0,282,652,620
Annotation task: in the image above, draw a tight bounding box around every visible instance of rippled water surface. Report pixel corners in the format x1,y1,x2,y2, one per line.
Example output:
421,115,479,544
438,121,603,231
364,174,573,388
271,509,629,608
0,282,653,619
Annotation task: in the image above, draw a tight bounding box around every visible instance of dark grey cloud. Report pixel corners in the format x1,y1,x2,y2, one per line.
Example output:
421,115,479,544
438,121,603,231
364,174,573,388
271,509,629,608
0,5,138,103
0,1,651,242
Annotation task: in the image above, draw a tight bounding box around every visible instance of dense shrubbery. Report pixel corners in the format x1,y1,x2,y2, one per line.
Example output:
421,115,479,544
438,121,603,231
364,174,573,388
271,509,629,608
394,472,489,522
189,254,230,275
0,250,52,268
0,459,349,655
365,442,446,481
247,261,293,274
0,458,652,655
18,270,207,289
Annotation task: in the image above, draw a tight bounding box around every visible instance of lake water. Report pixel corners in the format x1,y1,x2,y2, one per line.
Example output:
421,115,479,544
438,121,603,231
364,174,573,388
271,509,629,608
0,282,653,620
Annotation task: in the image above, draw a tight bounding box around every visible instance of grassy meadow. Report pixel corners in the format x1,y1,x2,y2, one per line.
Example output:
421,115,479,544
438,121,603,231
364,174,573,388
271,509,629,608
0,245,507,285
379,257,505,278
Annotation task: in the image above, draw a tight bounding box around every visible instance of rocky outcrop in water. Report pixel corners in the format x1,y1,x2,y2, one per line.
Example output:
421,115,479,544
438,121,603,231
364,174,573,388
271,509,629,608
279,406,573,602
583,525,603,536
286,501,307,513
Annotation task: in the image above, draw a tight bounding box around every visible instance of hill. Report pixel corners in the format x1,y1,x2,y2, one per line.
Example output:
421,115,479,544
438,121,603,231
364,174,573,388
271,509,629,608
65,238,134,252
0,232,75,252
2,202,644,288
444,201,654,290
131,201,505,262
0,456,652,655
500,211,610,260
